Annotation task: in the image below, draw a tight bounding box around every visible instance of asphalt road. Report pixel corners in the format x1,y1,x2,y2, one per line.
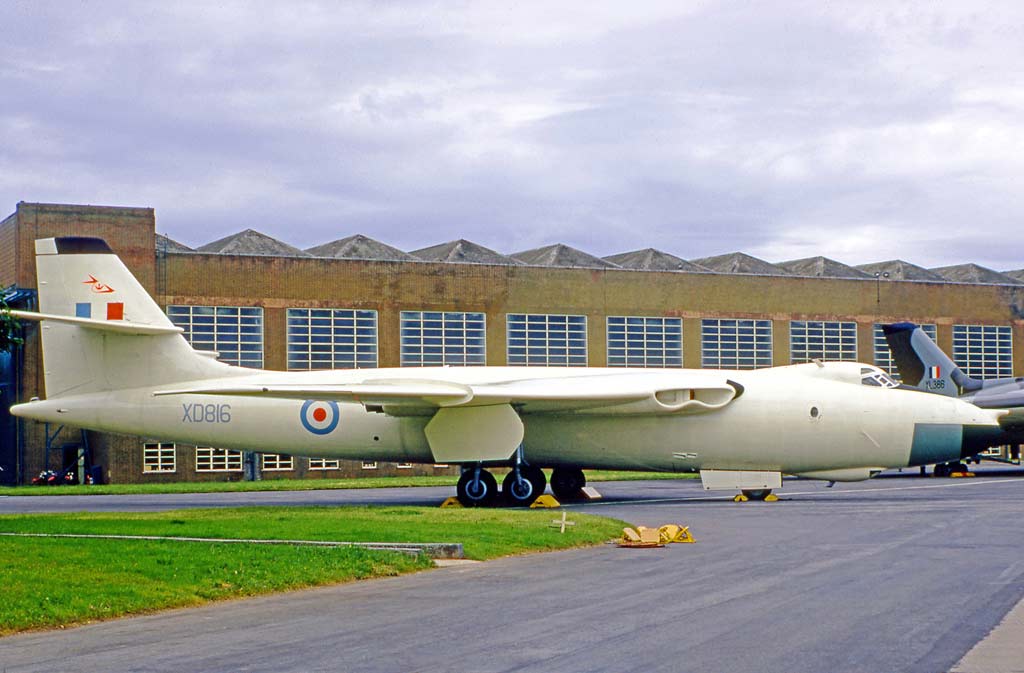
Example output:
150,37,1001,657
2,473,1024,673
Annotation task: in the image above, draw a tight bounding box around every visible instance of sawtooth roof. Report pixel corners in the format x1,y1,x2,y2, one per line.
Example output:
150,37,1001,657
197,229,310,257
604,248,709,272
306,234,417,261
689,252,790,276
177,228,1023,287
929,263,1023,285
511,243,620,269
155,234,193,253
777,256,871,279
855,260,946,282
410,239,521,265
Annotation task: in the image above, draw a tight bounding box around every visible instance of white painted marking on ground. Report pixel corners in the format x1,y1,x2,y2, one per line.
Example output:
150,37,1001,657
950,594,1024,673
572,477,1024,508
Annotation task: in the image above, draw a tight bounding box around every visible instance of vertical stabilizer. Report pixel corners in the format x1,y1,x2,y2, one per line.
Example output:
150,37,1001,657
31,237,237,397
882,322,979,396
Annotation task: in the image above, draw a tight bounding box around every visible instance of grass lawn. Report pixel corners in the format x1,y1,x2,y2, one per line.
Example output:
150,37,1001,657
0,506,629,635
1,470,697,496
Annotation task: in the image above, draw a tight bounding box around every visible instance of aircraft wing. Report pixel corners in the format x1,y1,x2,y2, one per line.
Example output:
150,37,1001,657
155,373,743,463
154,373,743,415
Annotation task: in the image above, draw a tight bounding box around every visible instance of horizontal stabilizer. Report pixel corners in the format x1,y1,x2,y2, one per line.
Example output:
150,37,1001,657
10,310,184,336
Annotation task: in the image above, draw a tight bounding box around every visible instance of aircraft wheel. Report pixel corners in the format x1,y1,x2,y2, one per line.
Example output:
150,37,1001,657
502,470,540,506
551,467,586,501
457,469,498,507
522,465,546,498
933,463,950,478
741,489,772,501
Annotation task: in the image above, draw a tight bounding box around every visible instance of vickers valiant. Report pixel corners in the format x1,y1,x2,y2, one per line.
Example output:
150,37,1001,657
8,238,1010,505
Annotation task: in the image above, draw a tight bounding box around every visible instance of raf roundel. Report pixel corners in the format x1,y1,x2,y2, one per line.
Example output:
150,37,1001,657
300,400,340,435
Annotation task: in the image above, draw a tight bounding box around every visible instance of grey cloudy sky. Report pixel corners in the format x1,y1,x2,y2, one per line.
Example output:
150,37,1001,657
2,1,1023,269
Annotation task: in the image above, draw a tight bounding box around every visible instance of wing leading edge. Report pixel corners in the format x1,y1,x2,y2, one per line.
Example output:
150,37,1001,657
154,373,743,415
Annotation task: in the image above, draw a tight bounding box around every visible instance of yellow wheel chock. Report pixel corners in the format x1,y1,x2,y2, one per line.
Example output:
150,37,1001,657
529,494,562,508
618,526,664,547
733,494,749,502
439,497,463,508
658,524,695,544
764,494,779,502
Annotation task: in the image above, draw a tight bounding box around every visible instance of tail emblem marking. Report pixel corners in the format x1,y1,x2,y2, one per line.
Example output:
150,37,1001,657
75,302,125,320
928,365,941,378
83,275,115,293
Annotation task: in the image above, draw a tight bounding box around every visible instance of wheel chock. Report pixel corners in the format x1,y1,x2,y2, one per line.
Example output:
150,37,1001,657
950,472,976,478
618,526,664,548
440,497,463,508
764,494,779,502
658,524,695,544
733,494,749,502
530,494,562,508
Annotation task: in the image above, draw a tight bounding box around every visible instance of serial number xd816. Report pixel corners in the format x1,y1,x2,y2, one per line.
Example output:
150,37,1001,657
182,403,232,423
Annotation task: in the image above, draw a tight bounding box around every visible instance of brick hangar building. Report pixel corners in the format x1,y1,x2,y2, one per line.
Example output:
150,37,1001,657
2,202,1023,485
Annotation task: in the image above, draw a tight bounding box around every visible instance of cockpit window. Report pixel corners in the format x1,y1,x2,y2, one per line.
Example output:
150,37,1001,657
861,366,898,388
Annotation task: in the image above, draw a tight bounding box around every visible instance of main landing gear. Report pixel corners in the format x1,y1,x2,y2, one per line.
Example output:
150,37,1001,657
550,467,586,501
455,464,547,507
453,455,590,507
735,489,777,502
932,462,970,478
456,467,498,507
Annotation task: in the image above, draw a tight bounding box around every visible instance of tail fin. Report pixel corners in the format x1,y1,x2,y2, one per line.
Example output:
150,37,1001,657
882,322,980,396
20,237,236,398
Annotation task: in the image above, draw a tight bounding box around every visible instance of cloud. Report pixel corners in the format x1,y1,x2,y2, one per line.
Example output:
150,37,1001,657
1,1,1023,268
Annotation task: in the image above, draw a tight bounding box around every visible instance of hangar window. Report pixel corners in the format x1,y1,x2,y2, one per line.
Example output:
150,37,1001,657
308,458,341,470
195,447,243,472
142,442,176,474
362,461,378,470
953,325,1013,379
400,311,486,366
287,308,378,370
607,316,682,367
261,453,294,471
701,319,772,369
167,305,264,368
507,313,588,366
874,323,936,380
790,321,857,364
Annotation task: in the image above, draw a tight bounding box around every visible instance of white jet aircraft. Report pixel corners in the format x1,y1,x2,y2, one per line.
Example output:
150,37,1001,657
7,238,1010,505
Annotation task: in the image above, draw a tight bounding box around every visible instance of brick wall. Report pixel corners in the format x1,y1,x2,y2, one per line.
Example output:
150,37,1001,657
7,201,1024,483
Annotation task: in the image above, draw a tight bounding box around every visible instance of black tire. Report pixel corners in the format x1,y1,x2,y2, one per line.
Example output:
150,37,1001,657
457,469,498,507
933,463,950,478
741,489,772,501
522,465,546,498
550,467,586,501
502,470,539,506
